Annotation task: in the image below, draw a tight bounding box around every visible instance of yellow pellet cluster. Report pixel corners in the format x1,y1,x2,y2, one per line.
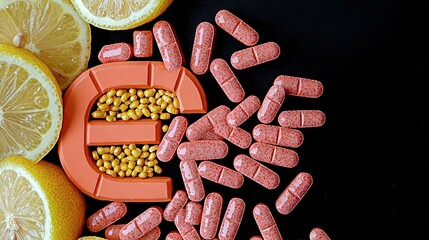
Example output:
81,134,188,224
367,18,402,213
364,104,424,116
91,144,162,178
91,88,180,122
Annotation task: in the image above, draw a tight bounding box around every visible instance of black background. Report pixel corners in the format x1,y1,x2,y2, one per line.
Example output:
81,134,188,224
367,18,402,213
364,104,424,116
48,0,428,239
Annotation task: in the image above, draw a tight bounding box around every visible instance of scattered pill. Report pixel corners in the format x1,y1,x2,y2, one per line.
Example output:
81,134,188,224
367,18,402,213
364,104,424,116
249,236,263,240
179,160,206,202
186,113,214,141
215,9,259,46
253,203,282,240
233,154,280,190
177,140,228,161
200,192,223,240
119,206,163,240
191,22,216,75
230,42,280,70
276,172,313,215
153,20,184,71
98,42,133,64
253,124,304,148
278,110,326,128
274,75,324,98
104,224,124,240
157,116,188,162
133,30,153,57
227,95,261,127
174,209,201,240
166,230,183,240
249,142,299,168
141,226,161,240
163,189,188,222
257,85,285,124
185,201,203,225
198,161,244,189
86,201,127,232
218,197,245,240
310,227,331,240
199,129,223,140
210,58,245,103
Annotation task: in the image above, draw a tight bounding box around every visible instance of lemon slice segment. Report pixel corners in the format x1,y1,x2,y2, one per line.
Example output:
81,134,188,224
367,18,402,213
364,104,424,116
0,156,86,240
71,0,174,30
0,0,91,90
0,44,62,162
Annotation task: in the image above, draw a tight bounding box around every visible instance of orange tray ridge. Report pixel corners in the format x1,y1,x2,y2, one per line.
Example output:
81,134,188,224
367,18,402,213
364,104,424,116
58,61,208,202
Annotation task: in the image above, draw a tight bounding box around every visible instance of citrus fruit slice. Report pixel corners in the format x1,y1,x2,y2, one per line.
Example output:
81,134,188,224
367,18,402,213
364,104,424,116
0,0,91,90
0,155,86,240
0,44,62,162
70,0,174,30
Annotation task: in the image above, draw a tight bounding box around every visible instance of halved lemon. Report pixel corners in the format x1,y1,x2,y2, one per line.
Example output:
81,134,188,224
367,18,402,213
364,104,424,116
0,0,91,91
0,155,86,240
70,0,174,30
0,44,62,162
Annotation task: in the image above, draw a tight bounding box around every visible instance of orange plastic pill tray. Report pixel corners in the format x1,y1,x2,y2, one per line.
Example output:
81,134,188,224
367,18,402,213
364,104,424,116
58,61,207,202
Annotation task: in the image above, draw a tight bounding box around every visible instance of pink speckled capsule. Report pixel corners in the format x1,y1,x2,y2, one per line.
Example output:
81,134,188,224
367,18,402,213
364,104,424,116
210,58,245,103
198,161,244,189
227,95,261,127
133,30,153,57
185,201,203,225
174,209,201,240
230,42,280,70
86,201,127,232
215,9,258,46
257,85,285,124
119,206,163,240
98,42,133,64
166,231,183,240
276,172,313,215
253,203,282,240
310,227,331,240
199,129,223,140
253,124,304,148
218,198,245,240
233,154,280,190
104,224,125,240
163,189,188,222
249,236,263,240
153,20,184,71
249,142,299,168
179,160,206,202
177,140,228,161
157,116,188,162
274,75,324,98
278,110,326,128
200,192,223,240
191,22,216,75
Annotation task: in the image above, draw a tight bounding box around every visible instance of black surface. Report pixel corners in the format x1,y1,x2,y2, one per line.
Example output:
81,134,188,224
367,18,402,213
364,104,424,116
48,0,428,239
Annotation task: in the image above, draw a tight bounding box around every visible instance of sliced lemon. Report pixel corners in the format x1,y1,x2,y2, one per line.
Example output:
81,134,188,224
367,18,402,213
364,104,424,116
0,44,62,162
0,155,86,240
70,0,174,30
0,0,91,91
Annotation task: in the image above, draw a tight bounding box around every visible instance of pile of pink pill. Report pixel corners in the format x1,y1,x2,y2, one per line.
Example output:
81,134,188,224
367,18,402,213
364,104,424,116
91,8,331,240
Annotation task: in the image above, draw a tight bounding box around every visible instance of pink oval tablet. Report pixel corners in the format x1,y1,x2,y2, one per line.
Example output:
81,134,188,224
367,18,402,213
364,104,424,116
179,160,206,202
199,129,223,140
177,140,228,161
210,58,245,103
141,226,161,240
200,192,223,240
174,209,201,240
186,114,213,141
249,142,298,168
104,224,125,240
278,110,326,128
191,22,216,75
157,116,188,162
185,201,203,225
133,30,153,57
253,124,304,148
275,172,313,215
163,189,188,222
257,85,285,124
310,227,331,240
253,203,282,240
227,95,261,127
87,201,127,232
119,206,163,240
215,9,259,46
198,161,244,189
218,198,245,240
230,42,280,70
166,231,183,240
153,20,185,71
233,154,280,190
98,42,133,64
274,75,324,98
